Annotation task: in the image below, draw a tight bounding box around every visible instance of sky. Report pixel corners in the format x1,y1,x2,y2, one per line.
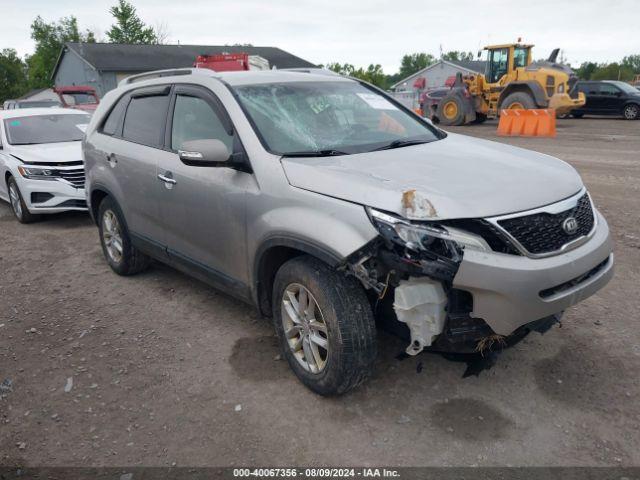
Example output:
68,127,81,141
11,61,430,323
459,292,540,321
1,0,639,74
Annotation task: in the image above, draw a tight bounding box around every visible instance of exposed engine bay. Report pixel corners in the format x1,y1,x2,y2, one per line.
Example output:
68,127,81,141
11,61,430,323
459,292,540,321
342,194,561,359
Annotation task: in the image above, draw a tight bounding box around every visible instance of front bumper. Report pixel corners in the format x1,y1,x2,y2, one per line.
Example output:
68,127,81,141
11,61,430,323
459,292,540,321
18,177,87,213
452,209,614,335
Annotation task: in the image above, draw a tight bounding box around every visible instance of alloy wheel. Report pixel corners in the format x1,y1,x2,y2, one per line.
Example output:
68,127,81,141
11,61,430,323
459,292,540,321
281,283,329,374
102,210,124,264
8,183,23,220
624,104,638,120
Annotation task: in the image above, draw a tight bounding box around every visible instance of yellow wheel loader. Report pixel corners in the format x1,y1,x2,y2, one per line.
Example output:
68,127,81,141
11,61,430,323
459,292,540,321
437,43,586,126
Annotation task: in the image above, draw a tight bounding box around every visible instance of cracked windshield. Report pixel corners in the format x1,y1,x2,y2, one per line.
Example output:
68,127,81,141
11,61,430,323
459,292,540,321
234,81,441,155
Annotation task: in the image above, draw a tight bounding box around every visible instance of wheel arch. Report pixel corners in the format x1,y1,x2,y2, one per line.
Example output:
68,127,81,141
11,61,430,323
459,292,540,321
89,185,115,225
253,236,343,317
498,82,547,109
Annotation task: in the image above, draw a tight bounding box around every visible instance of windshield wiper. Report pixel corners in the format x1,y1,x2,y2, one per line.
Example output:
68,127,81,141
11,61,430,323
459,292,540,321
281,149,350,158
371,139,430,152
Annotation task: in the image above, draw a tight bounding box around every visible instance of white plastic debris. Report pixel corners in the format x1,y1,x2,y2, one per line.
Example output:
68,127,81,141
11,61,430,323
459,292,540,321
394,277,447,355
234,404,242,412
64,377,73,393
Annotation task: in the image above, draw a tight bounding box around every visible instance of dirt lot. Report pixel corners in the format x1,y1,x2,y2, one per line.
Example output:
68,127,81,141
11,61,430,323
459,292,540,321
1,117,639,468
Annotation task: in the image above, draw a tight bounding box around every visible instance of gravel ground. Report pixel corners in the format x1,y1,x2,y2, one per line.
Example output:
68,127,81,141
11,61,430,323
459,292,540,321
0,117,639,467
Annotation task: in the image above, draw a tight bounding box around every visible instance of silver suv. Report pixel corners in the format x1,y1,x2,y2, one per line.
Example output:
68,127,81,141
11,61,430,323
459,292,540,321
83,68,614,395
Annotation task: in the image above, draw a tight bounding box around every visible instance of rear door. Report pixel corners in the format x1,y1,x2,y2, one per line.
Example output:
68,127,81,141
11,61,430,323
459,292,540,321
95,85,174,248
155,84,253,293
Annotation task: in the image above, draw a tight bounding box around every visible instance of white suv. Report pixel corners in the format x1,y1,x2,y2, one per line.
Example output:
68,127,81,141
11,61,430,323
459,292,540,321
0,108,90,223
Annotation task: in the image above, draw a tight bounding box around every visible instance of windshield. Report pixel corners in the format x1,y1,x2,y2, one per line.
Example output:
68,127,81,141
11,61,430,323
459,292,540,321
609,81,639,94
61,93,98,105
233,81,442,155
4,114,89,145
17,100,61,109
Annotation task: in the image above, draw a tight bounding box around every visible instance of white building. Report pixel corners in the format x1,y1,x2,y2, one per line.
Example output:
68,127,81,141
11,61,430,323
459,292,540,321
391,59,487,92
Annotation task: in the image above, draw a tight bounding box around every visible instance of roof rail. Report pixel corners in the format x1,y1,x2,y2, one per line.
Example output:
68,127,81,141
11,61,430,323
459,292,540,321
280,68,342,77
119,68,217,87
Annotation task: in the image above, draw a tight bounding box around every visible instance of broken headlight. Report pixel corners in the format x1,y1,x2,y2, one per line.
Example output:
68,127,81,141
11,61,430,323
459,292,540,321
367,208,491,252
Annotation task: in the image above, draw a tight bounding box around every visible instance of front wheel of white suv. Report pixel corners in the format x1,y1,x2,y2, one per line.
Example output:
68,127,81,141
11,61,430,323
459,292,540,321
272,255,377,395
7,176,39,224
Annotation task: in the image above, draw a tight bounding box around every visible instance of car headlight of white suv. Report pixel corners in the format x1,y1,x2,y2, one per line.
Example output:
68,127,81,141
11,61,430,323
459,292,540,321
17,165,60,180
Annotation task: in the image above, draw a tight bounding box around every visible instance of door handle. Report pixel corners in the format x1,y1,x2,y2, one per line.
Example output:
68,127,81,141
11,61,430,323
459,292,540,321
157,173,177,185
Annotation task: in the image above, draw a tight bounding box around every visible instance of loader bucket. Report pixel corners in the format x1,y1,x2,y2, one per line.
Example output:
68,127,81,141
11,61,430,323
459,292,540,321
497,109,556,137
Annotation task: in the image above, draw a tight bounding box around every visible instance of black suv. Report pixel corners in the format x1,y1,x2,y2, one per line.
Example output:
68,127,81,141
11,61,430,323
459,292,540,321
570,80,640,120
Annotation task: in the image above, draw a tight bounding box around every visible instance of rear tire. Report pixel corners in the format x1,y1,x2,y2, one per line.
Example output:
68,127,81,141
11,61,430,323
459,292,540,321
500,91,536,111
7,176,39,224
272,255,377,396
97,196,150,276
623,103,639,120
437,94,467,126
571,112,584,118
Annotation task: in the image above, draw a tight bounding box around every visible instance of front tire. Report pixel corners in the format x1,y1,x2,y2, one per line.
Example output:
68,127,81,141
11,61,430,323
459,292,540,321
273,256,377,396
500,91,536,111
97,196,150,276
7,176,39,224
623,103,639,120
437,94,467,126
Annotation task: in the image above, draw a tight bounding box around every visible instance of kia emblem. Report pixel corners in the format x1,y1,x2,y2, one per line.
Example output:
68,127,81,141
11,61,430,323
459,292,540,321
562,217,579,235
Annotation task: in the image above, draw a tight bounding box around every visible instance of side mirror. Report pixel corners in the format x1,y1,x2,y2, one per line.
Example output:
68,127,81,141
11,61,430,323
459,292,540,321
178,139,230,167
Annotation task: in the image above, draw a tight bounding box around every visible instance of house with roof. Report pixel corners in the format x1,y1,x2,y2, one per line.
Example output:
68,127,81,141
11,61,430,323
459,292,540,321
391,59,487,92
51,42,317,97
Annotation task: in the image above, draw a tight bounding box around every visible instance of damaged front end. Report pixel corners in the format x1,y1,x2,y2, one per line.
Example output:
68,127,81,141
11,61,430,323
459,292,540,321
343,202,546,357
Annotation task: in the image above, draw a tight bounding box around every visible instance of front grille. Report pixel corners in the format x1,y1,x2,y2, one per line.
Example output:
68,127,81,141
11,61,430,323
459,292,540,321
58,168,85,189
497,193,595,255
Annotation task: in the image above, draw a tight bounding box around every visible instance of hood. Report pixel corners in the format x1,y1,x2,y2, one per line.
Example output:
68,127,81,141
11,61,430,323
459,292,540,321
8,142,83,164
281,133,583,220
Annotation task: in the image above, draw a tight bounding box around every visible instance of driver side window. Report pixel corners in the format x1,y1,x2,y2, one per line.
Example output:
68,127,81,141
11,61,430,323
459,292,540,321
171,94,233,152
488,48,509,83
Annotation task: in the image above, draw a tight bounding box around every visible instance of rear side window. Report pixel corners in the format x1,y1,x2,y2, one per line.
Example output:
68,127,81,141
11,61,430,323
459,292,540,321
102,95,129,136
171,94,233,151
122,95,170,147
599,83,620,96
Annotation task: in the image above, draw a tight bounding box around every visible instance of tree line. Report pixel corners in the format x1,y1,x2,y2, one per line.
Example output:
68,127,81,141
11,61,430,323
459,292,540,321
0,0,161,103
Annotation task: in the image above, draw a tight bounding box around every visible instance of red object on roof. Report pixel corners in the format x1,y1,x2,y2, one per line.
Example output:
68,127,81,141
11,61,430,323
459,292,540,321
413,77,426,90
53,85,99,112
194,53,251,71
